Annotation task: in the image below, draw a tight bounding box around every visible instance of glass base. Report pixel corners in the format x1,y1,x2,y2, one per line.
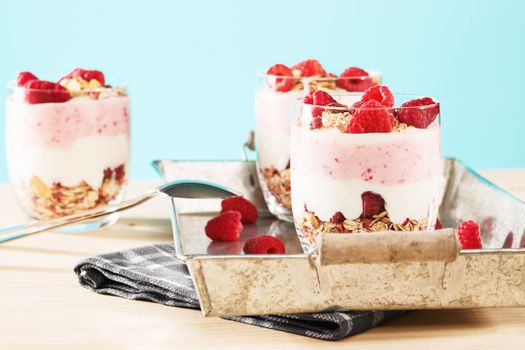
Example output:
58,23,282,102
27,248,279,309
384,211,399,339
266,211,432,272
259,183,293,222
56,212,120,234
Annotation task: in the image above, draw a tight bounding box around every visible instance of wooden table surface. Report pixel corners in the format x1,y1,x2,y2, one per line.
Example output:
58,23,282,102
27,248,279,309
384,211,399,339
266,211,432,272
1,170,525,349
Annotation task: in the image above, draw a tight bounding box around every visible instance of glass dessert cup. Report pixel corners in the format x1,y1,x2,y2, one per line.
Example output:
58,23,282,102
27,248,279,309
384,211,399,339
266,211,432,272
255,70,381,222
5,80,130,232
290,92,443,252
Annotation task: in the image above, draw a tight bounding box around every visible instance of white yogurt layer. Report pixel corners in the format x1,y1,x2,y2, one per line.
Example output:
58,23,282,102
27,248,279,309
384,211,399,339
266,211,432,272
8,133,129,188
255,88,302,170
291,172,445,223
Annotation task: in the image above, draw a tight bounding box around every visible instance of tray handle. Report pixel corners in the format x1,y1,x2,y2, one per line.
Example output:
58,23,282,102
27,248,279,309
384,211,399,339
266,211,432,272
318,229,460,265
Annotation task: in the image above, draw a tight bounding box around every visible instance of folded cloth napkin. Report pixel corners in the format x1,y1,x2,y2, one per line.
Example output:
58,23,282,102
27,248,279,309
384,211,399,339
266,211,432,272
74,243,403,341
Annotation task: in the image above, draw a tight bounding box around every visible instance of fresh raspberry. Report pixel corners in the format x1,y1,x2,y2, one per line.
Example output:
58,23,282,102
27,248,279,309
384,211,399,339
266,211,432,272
16,71,38,87
205,210,243,242
24,80,72,104
303,91,314,104
336,67,376,92
361,191,385,218
310,117,323,129
61,68,105,85
397,97,440,129
291,59,326,77
347,100,395,133
312,90,337,105
310,90,338,117
435,218,443,230
221,196,258,224
361,85,394,107
330,211,346,224
243,235,286,254
457,220,482,249
350,100,364,114
266,64,294,92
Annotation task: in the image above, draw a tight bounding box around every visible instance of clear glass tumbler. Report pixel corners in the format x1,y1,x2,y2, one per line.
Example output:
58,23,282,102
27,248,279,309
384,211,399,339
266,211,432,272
291,91,443,252
5,79,130,231
255,70,381,222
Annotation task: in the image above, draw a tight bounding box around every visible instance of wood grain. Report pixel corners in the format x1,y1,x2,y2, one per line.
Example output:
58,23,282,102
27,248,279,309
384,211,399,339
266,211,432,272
0,172,524,349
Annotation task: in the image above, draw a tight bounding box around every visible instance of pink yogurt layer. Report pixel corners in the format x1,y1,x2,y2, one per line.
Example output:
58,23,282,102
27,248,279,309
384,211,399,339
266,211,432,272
6,95,130,149
292,126,442,186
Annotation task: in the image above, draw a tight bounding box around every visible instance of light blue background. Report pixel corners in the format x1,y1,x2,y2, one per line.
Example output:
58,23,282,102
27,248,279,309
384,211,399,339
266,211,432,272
1,0,524,182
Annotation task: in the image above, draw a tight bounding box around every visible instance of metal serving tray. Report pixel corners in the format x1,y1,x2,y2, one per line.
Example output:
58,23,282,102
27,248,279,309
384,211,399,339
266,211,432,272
152,158,525,317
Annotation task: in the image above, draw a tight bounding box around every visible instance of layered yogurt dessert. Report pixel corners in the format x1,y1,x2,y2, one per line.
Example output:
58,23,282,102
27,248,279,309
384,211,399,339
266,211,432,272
6,69,130,221
290,86,443,251
255,59,381,221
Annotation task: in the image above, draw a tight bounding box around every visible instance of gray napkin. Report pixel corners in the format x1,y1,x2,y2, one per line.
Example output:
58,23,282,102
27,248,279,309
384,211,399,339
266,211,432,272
74,243,403,340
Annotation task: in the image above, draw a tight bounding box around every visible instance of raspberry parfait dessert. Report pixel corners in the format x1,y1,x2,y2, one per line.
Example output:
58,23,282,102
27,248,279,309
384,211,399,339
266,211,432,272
255,59,381,222
5,68,130,231
290,86,443,252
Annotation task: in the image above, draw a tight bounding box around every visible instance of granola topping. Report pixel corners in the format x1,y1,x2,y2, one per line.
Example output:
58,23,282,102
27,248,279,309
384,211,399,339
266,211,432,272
310,109,409,132
59,76,126,99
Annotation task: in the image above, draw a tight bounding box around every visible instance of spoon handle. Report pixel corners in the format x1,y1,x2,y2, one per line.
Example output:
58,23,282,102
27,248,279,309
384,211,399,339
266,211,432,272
0,190,159,244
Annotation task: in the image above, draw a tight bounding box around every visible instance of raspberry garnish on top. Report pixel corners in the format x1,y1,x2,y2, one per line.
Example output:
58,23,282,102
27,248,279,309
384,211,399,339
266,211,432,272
304,90,342,118
336,67,376,92
457,220,482,249
60,68,105,85
397,97,440,129
291,59,327,77
347,100,395,133
23,80,72,104
361,85,394,107
266,64,294,92
16,71,38,87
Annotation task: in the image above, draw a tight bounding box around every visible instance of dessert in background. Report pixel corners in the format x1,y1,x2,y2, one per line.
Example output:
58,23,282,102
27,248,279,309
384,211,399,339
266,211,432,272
290,86,443,250
5,68,130,224
255,59,381,222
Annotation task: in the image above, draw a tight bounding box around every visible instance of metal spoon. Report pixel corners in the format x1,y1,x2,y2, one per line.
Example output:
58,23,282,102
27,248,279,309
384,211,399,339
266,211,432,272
0,180,238,244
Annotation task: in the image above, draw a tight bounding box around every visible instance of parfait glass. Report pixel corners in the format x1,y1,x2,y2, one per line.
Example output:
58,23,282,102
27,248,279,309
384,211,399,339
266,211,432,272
255,70,381,222
290,92,443,252
5,80,130,232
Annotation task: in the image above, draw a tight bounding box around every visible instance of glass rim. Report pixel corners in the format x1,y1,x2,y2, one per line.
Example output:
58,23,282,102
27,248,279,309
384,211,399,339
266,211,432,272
6,80,128,93
259,69,382,81
295,93,440,111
